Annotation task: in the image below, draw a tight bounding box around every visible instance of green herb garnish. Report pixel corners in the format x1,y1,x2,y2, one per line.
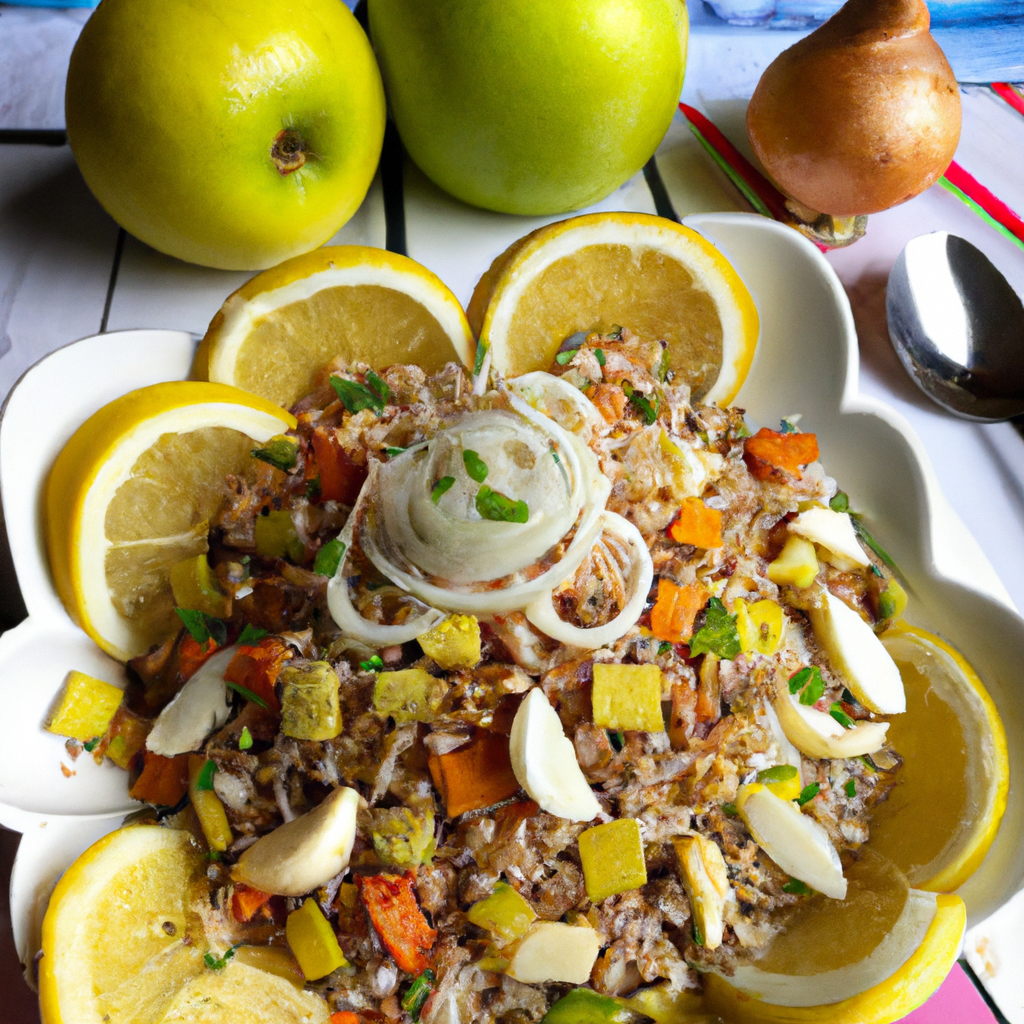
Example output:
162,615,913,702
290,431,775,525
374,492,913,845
829,491,849,513
658,641,674,656
365,369,390,403
844,779,857,798
841,688,855,704
851,517,898,572
175,608,227,647
330,374,386,415
385,446,407,458
473,343,488,376
251,436,298,472
476,485,529,523
226,681,270,709
401,969,435,1021
798,669,825,707
305,476,321,501
594,348,607,367
237,623,267,647
314,536,346,577
195,759,217,791
83,737,101,753
796,783,820,806
869,563,884,578
782,879,812,895
688,597,740,660
206,850,222,862
238,726,253,751
829,703,854,729
431,476,455,504
623,382,660,425
692,922,705,947
757,764,798,784
555,349,579,365
721,802,738,816
462,449,489,483
860,754,879,772
204,945,239,971
360,655,384,673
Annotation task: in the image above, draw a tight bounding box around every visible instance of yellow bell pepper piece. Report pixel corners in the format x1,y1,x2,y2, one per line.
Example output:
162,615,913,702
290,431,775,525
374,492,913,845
374,668,444,724
591,664,664,733
735,598,784,656
169,553,231,619
467,881,537,946
579,818,647,902
254,509,304,562
44,671,123,742
280,662,341,741
286,898,348,980
417,614,482,669
767,535,818,589
188,754,232,852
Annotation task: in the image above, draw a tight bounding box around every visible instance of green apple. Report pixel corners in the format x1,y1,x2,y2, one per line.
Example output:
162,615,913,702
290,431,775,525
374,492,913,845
65,0,385,270
367,0,688,216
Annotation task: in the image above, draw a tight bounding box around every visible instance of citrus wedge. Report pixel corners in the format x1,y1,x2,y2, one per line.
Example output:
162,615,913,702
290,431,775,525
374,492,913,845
39,824,330,1024
871,623,1009,892
46,382,296,661
466,212,759,404
195,245,476,408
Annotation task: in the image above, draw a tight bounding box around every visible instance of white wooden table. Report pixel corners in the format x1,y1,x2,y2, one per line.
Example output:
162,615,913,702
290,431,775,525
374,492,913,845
1,9,1023,1022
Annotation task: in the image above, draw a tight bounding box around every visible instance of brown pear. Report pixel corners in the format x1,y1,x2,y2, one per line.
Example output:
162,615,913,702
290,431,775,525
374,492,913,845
746,0,961,217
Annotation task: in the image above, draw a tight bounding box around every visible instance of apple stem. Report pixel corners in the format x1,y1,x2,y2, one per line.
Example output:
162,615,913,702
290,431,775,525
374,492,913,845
272,129,307,176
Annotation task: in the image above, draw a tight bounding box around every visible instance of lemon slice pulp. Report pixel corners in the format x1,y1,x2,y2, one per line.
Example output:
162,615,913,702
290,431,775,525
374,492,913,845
467,212,759,404
45,382,296,661
196,245,476,409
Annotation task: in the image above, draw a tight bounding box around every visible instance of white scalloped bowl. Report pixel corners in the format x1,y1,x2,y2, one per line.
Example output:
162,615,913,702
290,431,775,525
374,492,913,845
0,213,1020,989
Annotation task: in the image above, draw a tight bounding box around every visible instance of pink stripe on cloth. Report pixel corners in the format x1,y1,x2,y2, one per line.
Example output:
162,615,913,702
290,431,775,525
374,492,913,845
992,82,1024,119
899,964,1000,1023
944,160,1024,246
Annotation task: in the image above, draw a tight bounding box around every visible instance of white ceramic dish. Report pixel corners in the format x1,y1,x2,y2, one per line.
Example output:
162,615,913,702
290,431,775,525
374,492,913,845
0,212,1020,992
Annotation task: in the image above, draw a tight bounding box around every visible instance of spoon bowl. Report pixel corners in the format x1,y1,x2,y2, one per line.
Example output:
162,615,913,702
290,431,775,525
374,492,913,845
886,231,1024,421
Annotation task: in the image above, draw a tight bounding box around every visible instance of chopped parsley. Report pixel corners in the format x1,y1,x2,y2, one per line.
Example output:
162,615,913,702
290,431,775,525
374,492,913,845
594,348,607,367
250,436,298,472
194,759,218,791
788,665,825,706
385,446,407,458
829,491,850,513
476,485,529,523
657,641,674,656
462,449,488,483
401,969,435,1020
829,702,855,729
622,382,660,425
688,598,741,660
204,945,239,971
174,607,227,647
721,802,738,816
757,764,798,784
555,349,579,365
314,536,346,577
692,922,705,947
431,476,455,504
330,374,387,415
365,369,390,404
844,779,857,798
238,726,253,751
796,783,820,806
236,623,267,647
360,655,384,673
869,563,884,578
83,736,101,753
782,879,812,895
226,681,269,708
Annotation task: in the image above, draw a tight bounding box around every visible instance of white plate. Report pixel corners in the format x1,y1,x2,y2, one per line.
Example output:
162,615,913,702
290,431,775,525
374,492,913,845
1,213,1021,985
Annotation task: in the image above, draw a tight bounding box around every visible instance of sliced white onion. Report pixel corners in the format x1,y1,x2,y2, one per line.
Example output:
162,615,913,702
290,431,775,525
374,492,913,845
509,371,605,439
524,512,654,650
327,521,445,646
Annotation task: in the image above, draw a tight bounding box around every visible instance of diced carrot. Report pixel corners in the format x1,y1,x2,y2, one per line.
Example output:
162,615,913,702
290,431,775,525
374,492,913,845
232,883,274,923
650,579,707,644
330,1014,361,1024
178,634,220,681
357,872,437,974
129,751,190,807
743,428,819,481
668,498,723,549
427,730,521,817
311,428,367,505
224,637,293,712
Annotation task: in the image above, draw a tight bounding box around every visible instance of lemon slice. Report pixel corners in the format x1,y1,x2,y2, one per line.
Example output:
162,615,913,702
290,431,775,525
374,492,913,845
871,623,1009,892
39,825,330,1024
466,212,759,404
196,245,476,408
46,382,296,661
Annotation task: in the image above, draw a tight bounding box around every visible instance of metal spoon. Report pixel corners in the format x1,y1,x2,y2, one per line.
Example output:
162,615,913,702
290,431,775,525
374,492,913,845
886,231,1024,421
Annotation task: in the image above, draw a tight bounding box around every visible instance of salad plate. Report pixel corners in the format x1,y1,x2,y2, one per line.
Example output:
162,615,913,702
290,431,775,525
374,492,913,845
0,211,1021,993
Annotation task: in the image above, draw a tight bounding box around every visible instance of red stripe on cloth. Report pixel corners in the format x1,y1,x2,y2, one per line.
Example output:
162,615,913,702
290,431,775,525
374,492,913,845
944,160,1024,246
992,82,1024,119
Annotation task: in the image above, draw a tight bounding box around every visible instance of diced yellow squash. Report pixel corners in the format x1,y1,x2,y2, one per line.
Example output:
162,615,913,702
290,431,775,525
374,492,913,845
45,670,123,742
169,553,231,619
735,598,784,656
285,898,348,980
756,763,802,801
579,818,647,902
768,535,819,589
188,754,232,852
254,509,304,562
468,881,537,946
280,662,341,741
369,805,435,867
673,835,731,950
878,577,908,623
418,614,482,669
373,668,444,724
232,945,305,988
591,664,664,733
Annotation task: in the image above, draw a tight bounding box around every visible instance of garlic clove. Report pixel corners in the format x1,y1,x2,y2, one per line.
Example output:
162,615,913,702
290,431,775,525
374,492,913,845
674,835,731,950
509,687,601,822
789,508,869,567
772,680,889,760
505,921,601,985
